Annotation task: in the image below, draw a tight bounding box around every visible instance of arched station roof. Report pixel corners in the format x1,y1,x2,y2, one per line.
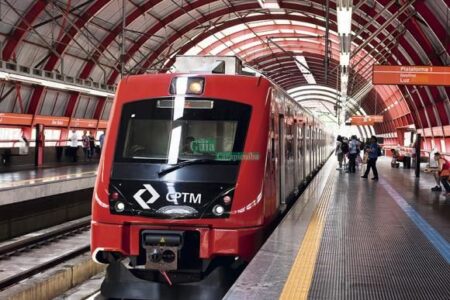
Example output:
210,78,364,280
0,0,448,138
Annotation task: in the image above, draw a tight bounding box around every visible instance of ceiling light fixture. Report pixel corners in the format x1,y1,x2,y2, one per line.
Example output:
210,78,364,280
337,7,353,35
257,0,281,9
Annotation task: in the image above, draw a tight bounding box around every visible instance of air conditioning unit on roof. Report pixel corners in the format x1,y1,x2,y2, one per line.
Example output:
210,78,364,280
173,55,244,75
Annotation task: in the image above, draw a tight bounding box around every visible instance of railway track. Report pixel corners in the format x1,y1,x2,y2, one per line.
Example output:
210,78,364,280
0,216,91,291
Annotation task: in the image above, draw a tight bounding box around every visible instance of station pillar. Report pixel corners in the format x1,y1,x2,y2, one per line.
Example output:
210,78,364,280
35,124,45,167
415,134,421,178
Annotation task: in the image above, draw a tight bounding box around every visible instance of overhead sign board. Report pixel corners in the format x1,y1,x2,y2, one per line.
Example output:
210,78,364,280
69,118,97,128
350,115,383,126
373,65,450,86
97,120,108,129
0,113,32,126
33,115,69,127
0,113,105,129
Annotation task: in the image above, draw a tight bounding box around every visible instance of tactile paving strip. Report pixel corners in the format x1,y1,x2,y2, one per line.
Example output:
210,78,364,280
307,173,450,300
280,171,336,300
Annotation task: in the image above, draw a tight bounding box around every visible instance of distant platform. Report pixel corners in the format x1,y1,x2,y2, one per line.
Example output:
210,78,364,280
226,158,450,299
0,164,97,205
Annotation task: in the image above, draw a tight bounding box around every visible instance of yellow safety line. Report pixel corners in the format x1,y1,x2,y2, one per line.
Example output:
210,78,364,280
279,171,336,300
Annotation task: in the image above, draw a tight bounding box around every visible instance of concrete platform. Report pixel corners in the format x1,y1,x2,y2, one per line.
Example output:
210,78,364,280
225,157,450,300
0,164,97,204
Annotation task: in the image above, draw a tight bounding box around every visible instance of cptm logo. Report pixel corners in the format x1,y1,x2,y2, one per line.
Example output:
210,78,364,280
133,184,160,209
133,184,202,209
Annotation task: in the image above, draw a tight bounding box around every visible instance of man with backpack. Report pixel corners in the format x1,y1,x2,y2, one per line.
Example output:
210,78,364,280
361,136,382,180
347,135,360,173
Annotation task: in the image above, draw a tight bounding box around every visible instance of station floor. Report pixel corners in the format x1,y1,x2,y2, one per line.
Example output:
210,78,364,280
226,157,450,300
0,163,98,190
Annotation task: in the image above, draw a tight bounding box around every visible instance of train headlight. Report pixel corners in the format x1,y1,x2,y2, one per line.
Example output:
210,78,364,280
212,205,225,216
114,201,125,212
170,77,205,95
188,80,203,94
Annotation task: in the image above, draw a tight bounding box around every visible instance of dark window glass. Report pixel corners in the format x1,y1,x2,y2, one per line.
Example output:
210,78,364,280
115,98,251,164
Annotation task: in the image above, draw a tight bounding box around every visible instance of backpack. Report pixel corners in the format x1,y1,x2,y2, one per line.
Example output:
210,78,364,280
377,145,383,156
341,142,349,154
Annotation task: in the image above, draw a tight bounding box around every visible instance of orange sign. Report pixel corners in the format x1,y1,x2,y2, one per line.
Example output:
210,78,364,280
97,120,108,129
0,113,107,129
70,118,98,128
351,115,383,126
0,113,32,126
373,65,450,86
33,115,69,127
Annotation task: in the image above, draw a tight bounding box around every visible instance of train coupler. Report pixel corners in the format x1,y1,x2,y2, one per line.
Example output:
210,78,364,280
141,230,184,271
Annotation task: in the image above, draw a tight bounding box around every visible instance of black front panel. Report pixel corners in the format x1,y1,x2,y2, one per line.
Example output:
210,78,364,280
110,97,251,219
109,179,235,219
112,162,239,183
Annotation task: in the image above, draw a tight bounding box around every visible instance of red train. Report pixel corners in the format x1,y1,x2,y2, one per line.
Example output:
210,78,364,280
91,59,333,298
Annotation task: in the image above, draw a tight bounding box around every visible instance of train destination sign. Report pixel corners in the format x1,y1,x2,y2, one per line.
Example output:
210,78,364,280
372,65,450,86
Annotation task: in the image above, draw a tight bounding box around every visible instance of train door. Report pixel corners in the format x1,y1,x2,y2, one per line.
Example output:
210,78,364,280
270,113,279,211
309,127,312,172
319,129,322,163
299,124,304,183
304,124,309,177
316,128,320,167
279,115,286,204
312,127,316,170
293,121,298,189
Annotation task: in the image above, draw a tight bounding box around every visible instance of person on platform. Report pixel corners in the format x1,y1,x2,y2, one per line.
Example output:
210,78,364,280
341,137,350,170
433,152,450,195
361,136,381,180
89,133,95,159
426,149,441,191
347,135,360,173
82,131,90,161
69,130,78,162
335,135,344,170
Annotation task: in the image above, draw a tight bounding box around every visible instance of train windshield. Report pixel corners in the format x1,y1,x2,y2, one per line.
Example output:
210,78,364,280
115,98,251,164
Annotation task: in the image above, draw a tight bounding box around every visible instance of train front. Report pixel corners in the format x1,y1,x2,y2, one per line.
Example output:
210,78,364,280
91,73,271,295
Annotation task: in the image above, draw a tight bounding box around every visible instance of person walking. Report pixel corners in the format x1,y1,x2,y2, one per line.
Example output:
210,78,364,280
361,136,381,180
347,135,360,173
335,135,344,170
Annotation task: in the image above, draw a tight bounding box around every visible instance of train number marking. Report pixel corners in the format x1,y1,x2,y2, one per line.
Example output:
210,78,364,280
133,184,160,209
166,192,202,205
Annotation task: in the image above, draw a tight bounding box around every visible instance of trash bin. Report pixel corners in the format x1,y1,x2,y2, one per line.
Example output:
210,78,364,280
403,156,411,169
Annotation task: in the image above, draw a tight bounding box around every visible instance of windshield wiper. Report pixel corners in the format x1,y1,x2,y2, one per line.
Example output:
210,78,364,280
158,159,217,177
